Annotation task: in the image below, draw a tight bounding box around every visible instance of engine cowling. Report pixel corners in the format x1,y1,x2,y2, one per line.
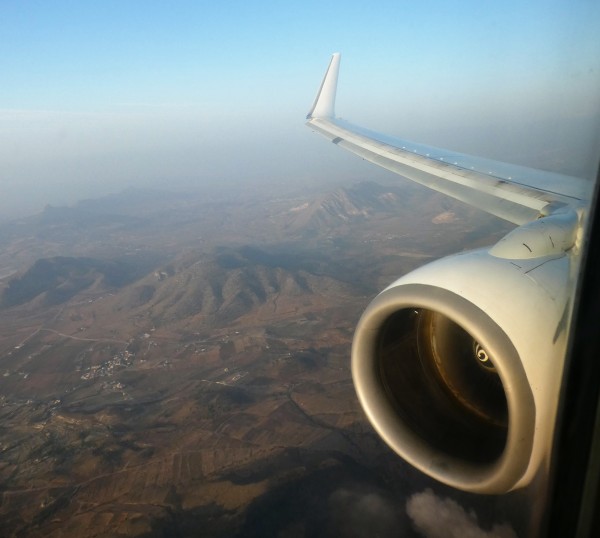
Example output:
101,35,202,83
352,247,572,493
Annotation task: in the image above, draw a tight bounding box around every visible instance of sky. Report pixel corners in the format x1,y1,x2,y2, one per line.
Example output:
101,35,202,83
1,0,600,219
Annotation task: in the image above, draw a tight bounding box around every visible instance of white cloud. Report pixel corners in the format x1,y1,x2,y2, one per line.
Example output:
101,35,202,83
406,489,517,538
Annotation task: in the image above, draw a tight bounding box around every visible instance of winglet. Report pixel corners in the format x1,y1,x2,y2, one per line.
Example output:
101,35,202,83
306,53,341,119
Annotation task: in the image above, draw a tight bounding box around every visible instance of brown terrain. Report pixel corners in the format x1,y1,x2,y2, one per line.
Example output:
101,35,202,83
0,180,514,537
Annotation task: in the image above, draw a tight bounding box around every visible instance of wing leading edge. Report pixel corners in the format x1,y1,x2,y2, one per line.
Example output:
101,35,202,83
306,54,590,226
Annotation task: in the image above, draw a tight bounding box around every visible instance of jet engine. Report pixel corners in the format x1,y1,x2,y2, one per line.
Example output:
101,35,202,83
352,241,574,494
304,52,587,495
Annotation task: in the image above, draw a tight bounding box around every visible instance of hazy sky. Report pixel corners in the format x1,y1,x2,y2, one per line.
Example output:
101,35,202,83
1,1,600,218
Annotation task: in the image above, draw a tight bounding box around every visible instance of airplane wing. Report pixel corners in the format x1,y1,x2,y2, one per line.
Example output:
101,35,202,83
305,54,598,495
306,53,591,226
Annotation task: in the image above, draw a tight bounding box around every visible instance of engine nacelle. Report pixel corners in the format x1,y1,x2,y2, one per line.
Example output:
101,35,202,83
352,247,572,493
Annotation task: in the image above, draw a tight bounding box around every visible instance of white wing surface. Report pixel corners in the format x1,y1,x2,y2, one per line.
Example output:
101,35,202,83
306,54,591,225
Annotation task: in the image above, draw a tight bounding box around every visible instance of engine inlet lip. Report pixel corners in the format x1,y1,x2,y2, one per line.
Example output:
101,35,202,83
352,283,536,494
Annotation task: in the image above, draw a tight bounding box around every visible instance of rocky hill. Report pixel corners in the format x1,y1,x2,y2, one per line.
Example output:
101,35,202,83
286,181,396,231
1,256,148,308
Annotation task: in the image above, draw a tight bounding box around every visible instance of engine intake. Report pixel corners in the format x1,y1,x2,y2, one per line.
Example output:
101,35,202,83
352,281,537,494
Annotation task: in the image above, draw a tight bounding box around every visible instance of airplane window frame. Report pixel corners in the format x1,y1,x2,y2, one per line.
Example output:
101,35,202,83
547,171,600,537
